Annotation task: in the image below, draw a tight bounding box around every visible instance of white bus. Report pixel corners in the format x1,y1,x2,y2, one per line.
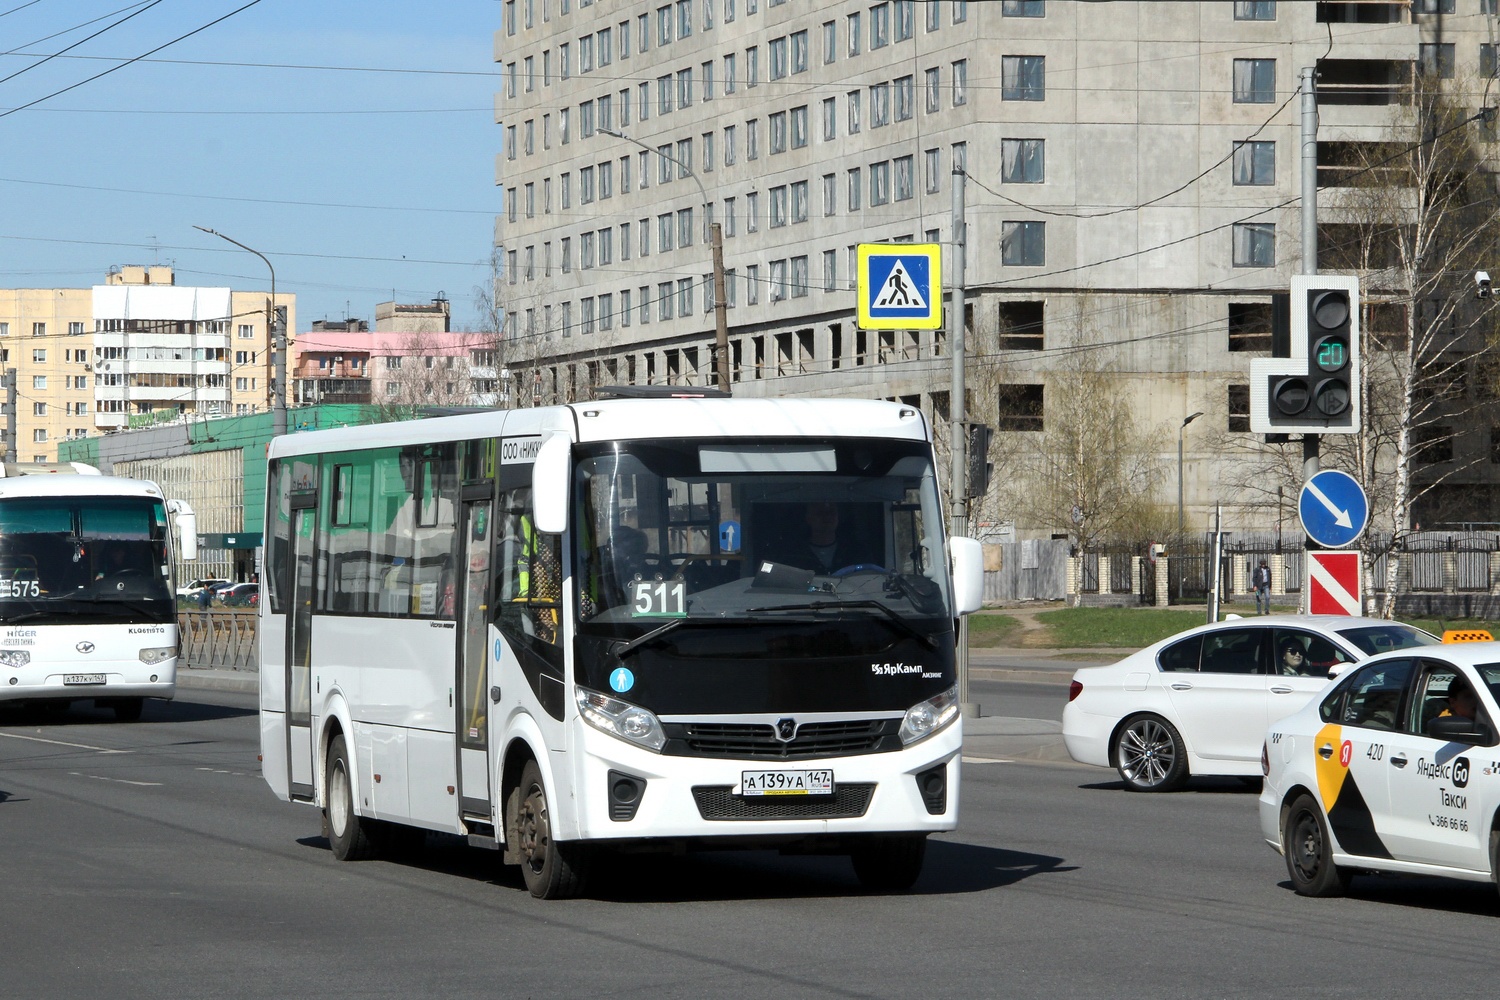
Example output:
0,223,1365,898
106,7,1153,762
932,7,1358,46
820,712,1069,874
0,463,198,719
259,393,984,897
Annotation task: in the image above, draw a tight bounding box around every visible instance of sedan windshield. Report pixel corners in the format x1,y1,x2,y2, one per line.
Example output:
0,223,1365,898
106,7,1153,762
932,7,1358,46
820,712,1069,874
1335,624,1441,656
573,436,953,630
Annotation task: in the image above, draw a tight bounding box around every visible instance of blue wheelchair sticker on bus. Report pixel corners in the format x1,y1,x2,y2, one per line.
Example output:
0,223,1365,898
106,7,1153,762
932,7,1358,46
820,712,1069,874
494,638,503,662
610,667,635,693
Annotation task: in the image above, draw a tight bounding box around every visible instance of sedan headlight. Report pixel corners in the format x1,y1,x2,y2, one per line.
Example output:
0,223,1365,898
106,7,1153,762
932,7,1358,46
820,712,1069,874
576,687,667,752
138,647,176,665
899,686,959,745
0,650,31,668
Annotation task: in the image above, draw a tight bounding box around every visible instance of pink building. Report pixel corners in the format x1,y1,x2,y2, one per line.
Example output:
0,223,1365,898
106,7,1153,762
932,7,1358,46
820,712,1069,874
292,326,503,407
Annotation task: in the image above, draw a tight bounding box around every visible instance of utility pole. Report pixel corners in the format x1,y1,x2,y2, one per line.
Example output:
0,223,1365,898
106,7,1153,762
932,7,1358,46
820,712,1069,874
951,163,975,718
194,227,287,437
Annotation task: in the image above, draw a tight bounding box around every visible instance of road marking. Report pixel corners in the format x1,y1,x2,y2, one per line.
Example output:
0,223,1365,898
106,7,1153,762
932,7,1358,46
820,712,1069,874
71,772,162,787
962,756,1012,764
0,731,132,754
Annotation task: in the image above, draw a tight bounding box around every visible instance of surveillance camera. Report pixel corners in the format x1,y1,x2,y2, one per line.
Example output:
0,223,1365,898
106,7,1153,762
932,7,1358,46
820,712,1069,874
1479,271,1494,298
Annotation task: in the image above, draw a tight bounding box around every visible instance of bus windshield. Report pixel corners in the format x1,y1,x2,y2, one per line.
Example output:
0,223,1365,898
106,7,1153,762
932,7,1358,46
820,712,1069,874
0,496,173,623
573,437,953,630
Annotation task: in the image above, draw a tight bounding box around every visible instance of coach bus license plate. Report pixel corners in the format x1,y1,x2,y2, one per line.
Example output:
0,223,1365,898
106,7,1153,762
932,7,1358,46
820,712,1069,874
64,673,106,685
739,769,834,796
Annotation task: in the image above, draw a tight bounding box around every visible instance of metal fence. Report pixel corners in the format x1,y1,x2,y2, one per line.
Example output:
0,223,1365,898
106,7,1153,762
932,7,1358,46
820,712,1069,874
178,609,258,671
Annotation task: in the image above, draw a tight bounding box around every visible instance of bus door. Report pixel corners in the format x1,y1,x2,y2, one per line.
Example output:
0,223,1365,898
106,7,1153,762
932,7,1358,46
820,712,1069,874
285,497,317,801
456,489,496,824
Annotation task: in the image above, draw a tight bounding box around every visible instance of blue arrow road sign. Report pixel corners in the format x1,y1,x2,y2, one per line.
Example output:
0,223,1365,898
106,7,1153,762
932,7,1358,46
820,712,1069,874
1298,469,1369,548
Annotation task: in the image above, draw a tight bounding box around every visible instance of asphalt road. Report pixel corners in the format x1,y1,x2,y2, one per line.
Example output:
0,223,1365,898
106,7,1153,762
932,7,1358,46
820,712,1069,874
5,689,1500,999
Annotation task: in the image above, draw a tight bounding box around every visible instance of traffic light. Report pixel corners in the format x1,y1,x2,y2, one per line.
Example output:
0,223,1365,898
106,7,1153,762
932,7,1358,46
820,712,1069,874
1250,274,1360,435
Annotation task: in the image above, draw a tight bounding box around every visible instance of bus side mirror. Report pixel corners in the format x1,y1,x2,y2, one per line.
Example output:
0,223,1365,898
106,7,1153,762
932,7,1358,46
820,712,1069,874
531,434,571,535
169,500,198,562
949,536,983,615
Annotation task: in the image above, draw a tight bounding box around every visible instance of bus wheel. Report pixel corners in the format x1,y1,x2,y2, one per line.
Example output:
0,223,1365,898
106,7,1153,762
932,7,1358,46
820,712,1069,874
851,834,927,891
111,697,144,722
514,759,588,899
326,734,377,861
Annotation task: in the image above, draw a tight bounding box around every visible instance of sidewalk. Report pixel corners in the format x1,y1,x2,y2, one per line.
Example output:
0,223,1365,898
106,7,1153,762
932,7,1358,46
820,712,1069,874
177,664,258,695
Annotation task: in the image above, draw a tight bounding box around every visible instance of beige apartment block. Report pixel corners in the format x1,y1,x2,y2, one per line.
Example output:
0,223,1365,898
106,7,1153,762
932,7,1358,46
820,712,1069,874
0,266,290,460
494,0,1500,530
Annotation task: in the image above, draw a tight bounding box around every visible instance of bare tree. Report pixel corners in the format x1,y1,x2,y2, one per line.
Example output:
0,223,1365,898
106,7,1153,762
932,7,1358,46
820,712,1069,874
1315,77,1500,615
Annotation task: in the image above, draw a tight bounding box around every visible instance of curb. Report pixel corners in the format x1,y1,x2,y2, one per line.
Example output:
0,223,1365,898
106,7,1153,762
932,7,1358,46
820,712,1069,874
176,668,258,695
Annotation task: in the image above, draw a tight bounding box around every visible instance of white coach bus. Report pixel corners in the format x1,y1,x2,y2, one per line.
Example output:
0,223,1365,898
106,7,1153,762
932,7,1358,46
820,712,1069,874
259,392,984,898
0,463,197,719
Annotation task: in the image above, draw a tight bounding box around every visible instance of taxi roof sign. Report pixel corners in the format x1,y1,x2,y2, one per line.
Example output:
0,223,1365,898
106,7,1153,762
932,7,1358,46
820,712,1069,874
1442,629,1494,643
857,243,942,330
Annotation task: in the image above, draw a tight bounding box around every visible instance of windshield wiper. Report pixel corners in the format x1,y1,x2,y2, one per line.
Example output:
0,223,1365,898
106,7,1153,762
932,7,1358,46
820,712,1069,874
611,615,759,659
744,599,939,650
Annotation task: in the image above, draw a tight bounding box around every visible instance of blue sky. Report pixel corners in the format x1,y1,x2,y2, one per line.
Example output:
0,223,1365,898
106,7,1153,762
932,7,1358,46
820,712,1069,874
0,0,500,329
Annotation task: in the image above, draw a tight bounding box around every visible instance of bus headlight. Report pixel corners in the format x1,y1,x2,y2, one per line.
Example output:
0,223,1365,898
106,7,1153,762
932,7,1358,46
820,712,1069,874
0,650,30,668
138,647,176,665
576,688,667,752
899,686,959,745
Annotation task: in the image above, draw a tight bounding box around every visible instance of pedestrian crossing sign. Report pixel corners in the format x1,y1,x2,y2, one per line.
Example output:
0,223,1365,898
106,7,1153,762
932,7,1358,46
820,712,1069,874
857,243,942,330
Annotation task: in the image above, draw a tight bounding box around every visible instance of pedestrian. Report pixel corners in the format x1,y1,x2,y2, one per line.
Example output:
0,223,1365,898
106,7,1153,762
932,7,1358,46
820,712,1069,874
1253,559,1272,615
197,585,211,611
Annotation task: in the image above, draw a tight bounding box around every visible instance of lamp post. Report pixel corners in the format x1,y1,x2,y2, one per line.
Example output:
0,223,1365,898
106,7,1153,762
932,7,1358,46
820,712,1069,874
1177,410,1203,602
599,127,730,393
194,226,286,437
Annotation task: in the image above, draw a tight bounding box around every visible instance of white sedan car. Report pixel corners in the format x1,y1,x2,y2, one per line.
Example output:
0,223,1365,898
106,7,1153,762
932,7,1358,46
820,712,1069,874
1261,642,1500,896
1062,615,1439,791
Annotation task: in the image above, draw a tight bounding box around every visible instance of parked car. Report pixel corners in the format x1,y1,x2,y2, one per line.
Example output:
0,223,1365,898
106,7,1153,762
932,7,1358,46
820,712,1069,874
216,582,259,607
1062,615,1440,792
176,577,229,599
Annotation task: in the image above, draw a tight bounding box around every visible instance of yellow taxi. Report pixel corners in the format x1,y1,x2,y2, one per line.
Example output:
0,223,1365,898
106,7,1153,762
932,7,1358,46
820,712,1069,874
1260,632,1500,896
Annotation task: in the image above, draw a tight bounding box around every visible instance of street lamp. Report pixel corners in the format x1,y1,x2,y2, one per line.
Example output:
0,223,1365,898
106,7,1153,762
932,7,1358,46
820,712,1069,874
194,226,287,437
598,127,730,393
1178,410,1204,602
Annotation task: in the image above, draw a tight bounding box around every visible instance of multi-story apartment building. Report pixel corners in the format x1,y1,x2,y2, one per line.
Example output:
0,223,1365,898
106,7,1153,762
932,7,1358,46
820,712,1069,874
0,266,290,461
292,299,504,408
495,0,1500,532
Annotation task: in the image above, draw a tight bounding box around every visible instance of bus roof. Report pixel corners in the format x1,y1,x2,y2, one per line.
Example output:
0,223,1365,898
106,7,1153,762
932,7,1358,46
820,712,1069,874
266,397,930,459
0,474,165,501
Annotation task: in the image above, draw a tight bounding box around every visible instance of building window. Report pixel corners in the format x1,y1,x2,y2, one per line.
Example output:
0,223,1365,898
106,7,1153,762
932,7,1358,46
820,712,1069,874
1000,56,1040,101
771,35,788,80
770,110,787,152
847,167,862,211
791,255,809,298
1001,221,1045,266
791,104,808,147
1227,385,1251,432
925,66,940,113
1233,1,1274,19
1418,43,1455,79
1413,426,1454,464
1233,222,1275,267
770,259,788,300
747,118,760,159
1002,139,1044,183
747,191,760,232
1233,141,1275,186
823,249,838,292
1233,58,1275,103
32,322,45,337
823,20,836,64
771,185,788,227
925,148,941,193
1003,0,1044,15
847,89,861,133
998,301,1045,350
822,97,836,140
894,155,914,201
895,74,913,120
791,29,808,73
996,384,1044,432
32,349,45,363
823,172,837,215
848,11,861,56
792,179,809,222
871,2,890,48
1228,302,1274,352
870,160,891,205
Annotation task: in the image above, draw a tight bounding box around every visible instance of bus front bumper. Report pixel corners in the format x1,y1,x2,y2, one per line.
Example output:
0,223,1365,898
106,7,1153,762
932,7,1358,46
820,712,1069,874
1,657,177,702
566,717,962,843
